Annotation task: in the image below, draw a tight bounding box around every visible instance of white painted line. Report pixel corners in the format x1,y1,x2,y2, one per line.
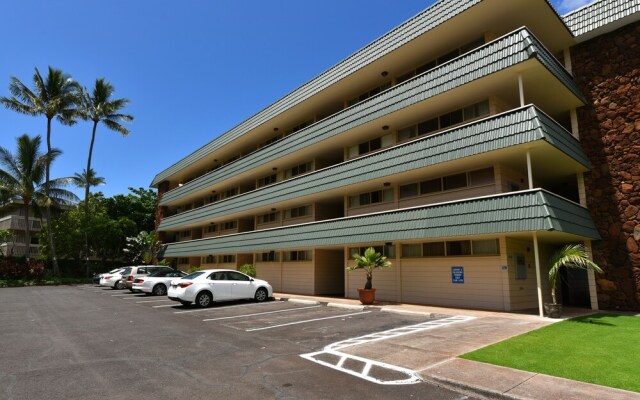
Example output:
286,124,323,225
136,299,172,304
203,305,321,322
246,311,371,332
120,296,145,300
379,308,434,317
174,300,285,314
287,298,319,305
153,304,178,308
327,302,365,311
301,350,421,385
110,294,131,297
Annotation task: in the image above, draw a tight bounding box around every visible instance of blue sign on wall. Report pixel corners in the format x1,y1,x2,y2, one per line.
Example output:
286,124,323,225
451,266,464,284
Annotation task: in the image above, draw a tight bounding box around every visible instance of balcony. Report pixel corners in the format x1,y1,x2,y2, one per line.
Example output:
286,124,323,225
0,215,42,231
158,27,584,208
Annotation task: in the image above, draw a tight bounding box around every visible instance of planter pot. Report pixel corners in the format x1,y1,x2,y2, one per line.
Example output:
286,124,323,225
543,302,563,318
357,288,376,305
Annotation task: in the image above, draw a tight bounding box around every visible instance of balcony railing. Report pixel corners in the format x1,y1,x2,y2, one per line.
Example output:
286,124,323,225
0,243,41,257
0,215,42,231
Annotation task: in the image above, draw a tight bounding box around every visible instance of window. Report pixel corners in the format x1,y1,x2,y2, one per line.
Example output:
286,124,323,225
447,240,472,256
443,173,467,190
285,162,312,178
284,250,312,262
204,194,220,204
347,81,391,107
348,134,393,158
257,173,277,188
472,239,500,255
401,244,422,258
203,255,216,264
180,230,191,238
397,100,490,143
256,251,279,262
223,187,239,198
257,212,279,225
399,183,418,198
220,255,236,263
348,245,396,259
469,167,494,186
178,258,189,264
348,188,394,208
284,205,311,219
420,178,442,194
423,242,446,257
285,119,313,136
206,224,218,233
221,221,237,231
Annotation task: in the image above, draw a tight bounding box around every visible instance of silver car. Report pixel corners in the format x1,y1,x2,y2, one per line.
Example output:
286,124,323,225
131,269,188,296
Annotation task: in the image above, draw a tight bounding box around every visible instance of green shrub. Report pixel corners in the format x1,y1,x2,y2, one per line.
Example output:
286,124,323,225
239,263,256,278
187,266,200,274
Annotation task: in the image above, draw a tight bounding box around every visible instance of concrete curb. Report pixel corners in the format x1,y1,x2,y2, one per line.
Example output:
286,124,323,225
379,307,435,317
421,374,521,400
326,302,365,311
286,298,320,305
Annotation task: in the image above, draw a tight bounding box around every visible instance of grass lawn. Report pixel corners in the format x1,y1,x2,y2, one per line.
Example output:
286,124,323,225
461,313,640,393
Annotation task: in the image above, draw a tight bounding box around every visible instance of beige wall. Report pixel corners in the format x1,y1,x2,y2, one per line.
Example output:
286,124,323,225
398,184,496,210
314,249,345,295
506,238,554,309
256,262,282,291
496,165,528,192
282,215,314,227
282,262,315,294
345,249,399,302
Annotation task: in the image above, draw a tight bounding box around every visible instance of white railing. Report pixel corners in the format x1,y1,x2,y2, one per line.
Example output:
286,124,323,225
0,243,41,257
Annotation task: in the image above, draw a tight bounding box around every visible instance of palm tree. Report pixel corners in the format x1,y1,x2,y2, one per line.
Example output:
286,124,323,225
78,79,133,209
347,247,392,290
0,134,78,261
72,168,106,190
548,244,602,304
0,66,81,274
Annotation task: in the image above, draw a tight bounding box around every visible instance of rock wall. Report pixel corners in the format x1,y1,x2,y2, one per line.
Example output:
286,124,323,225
571,21,640,310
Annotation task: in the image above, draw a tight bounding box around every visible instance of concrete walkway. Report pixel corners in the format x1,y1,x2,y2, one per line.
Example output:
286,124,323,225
275,293,640,400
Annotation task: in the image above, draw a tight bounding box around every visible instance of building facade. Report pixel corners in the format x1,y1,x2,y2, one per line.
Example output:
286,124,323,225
152,0,640,313
0,201,42,258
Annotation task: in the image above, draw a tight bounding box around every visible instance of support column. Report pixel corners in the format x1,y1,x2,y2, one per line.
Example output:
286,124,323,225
585,240,599,310
570,108,579,139
518,74,525,107
526,151,534,189
533,232,544,317
577,172,587,207
563,48,572,74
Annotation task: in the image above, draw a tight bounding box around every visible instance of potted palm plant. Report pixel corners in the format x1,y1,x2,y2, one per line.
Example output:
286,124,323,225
347,247,392,305
545,244,602,318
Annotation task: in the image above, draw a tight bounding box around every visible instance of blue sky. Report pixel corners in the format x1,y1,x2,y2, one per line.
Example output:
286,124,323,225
0,0,593,198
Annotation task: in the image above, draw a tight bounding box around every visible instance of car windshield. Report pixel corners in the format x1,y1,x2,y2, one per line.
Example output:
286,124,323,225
182,271,205,280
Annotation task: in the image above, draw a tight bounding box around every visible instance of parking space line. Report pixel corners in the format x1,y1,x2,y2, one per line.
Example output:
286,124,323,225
246,311,371,332
153,304,178,308
121,296,146,299
174,301,284,314
109,294,131,297
202,305,321,322
136,299,172,303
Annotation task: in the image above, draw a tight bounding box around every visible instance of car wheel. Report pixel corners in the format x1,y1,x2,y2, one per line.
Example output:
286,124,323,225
152,284,167,296
254,288,268,302
195,291,212,308
115,281,125,290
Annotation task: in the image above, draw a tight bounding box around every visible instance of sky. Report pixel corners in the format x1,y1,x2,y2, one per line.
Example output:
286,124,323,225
0,0,594,199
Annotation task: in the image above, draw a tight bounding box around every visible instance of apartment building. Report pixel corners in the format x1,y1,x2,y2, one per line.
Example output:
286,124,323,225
0,201,42,258
152,0,640,313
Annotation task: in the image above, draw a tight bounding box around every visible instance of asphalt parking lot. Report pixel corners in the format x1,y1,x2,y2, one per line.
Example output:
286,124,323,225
0,285,482,400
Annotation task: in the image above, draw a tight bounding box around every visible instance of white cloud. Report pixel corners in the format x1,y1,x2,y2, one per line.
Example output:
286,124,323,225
556,0,597,14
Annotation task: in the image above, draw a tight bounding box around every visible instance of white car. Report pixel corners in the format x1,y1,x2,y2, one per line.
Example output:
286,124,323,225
99,267,130,290
168,269,273,307
131,269,188,296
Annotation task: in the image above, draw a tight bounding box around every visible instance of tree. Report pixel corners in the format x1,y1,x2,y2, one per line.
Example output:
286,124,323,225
123,230,164,265
105,187,157,232
77,79,132,211
347,247,392,290
0,229,11,256
0,67,81,274
0,134,78,261
548,244,602,305
72,168,105,190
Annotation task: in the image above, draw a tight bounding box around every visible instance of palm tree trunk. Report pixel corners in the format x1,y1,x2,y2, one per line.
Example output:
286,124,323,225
83,122,98,276
44,117,60,276
23,202,31,262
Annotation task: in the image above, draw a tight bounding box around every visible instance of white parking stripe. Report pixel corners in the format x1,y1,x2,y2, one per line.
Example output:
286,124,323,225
136,299,172,304
173,301,284,314
202,305,321,322
121,296,145,299
109,294,131,297
153,304,178,308
246,311,371,332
